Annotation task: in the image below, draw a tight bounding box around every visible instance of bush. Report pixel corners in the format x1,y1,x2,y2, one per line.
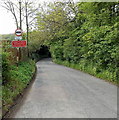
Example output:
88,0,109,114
2,51,11,84
50,41,64,61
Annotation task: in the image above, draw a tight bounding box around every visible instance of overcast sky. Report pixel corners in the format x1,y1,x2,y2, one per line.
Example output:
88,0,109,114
0,0,78,35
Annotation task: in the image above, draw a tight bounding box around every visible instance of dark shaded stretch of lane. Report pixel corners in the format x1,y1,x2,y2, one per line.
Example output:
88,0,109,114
9,59,117,118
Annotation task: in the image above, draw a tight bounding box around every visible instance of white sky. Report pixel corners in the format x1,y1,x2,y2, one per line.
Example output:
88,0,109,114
0,6,16,34
0,0,78,35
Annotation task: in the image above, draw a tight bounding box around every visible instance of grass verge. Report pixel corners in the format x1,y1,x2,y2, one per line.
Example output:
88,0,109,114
54,59,118,85
2,59,36,116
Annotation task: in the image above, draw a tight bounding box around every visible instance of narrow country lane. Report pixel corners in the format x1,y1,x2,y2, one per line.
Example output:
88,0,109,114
8,59,117,118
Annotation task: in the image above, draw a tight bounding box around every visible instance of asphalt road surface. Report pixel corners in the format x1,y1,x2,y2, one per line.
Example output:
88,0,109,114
9,59,117,118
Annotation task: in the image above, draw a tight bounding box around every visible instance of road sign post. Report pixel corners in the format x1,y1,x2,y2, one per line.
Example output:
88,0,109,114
15,28,23,63
12,28,24,65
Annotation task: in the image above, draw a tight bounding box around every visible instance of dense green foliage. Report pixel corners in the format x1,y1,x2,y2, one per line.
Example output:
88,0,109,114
2,59,36,114
2,51,11,84
29,2,119,83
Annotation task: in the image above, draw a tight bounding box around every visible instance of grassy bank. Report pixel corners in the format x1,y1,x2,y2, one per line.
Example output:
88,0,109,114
54,59,118,85
2,59,36,115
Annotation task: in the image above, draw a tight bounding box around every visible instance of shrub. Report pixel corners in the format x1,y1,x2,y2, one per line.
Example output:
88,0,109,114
2,51,11,84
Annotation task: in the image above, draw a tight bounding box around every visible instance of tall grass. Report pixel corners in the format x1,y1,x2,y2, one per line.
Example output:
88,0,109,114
54,59,117,85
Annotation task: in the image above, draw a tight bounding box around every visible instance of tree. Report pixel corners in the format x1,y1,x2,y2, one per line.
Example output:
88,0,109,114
1,0,39,38
1,0,39,59
1,0,19,28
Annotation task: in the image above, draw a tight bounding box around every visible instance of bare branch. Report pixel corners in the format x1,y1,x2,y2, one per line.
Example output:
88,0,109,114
2,0,19,28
